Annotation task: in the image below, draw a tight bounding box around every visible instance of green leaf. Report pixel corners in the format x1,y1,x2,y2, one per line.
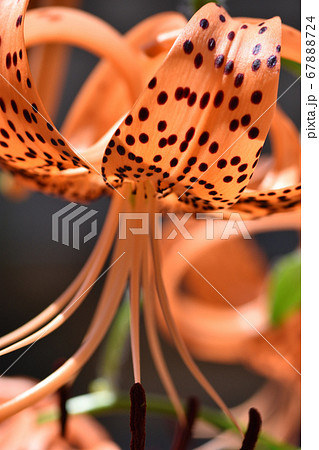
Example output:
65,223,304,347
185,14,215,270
281,58,301,77
192,0,224,13
269,251,301,326
95,295,131,391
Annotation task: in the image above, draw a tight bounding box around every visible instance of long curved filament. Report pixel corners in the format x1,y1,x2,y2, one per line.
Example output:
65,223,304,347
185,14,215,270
0,234,129,421
142,245,186,425
145,183,243,436
0,192,123,354
0,190,126,353
128,183,146,384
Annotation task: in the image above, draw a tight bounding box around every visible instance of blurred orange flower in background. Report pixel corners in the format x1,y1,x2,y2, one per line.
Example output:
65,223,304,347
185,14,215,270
0,377,120,450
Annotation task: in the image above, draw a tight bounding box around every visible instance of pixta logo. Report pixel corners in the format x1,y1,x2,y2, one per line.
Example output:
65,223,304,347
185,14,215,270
118,212,251,240
52,203,98,250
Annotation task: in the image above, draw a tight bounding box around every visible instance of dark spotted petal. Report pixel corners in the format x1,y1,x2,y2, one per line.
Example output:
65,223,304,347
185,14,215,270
102,3,281,212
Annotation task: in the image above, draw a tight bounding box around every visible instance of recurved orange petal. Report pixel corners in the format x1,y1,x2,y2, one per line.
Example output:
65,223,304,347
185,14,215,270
235,18,301,64
157,104,301,217
0,2,89,173
227,105,300,218
101,3,281,212
27,0,81,123
0,1,142,201
61,12,187,148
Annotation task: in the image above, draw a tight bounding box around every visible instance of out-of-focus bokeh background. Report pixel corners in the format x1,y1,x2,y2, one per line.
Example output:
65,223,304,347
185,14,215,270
0,0,300,448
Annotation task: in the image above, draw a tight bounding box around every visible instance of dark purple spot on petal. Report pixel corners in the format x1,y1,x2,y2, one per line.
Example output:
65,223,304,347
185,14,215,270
229,119,239,131
252,59,261,71
148,77,157,89
6,53,11,69
180,141,188,152
157,91,168,105
208,38,215,50
168,134,177,145
248,127,259,139
125,114,133,126
188,92,197,106
199,163,208,172
252,44,261,55
241,114,251,126
214,90,224,107
158,138,167,148
158,121,167,132
175,87,184,100
186,127,195,141
198,131,209,146
231,156,241,165
251,90,263,104
209,142,219,154
139,107,149,121
200,92,210,109
215,54,224,68
183,40,194,54
139,133,149,143
126,135,135,145
267,55,277,68
234,73,244,87
224,60,234,74
217,159,227,169
188,157,197,166
170,157,178,167
200,18,209,29
238,163,248,172
194,53,203,68
237,174,247,183
229,96,239,110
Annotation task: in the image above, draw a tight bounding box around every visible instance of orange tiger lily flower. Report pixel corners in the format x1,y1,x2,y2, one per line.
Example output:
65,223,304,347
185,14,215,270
0,377,120,450
0,0,300,440
159,211,300,383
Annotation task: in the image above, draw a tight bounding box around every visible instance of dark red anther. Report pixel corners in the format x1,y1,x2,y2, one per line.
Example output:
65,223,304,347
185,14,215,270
130,382,146,450
239,408,262,450
171,397,199,450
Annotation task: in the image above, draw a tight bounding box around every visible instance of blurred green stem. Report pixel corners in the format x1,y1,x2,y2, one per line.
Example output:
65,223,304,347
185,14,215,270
92,295,131,393
38,391,299,450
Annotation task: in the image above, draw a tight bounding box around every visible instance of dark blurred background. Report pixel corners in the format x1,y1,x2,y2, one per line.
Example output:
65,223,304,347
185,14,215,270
0,0,300,448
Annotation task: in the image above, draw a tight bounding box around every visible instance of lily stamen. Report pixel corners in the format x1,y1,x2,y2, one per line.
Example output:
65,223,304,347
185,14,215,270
130,382,146,450
142,249,186,425
239,408,262,450
171,397,199,450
